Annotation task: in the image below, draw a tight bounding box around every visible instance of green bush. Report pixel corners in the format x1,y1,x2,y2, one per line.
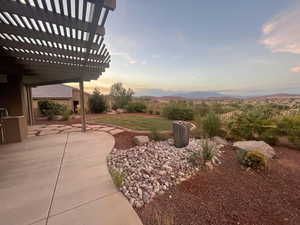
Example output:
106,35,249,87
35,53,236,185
126,102,147,113
277,116,300,149
88,88,107,113
62,109,72,121
201,139,216,161
162,101,194,120
199,112,221,138
38,100,66,120
242,150,268,170
228,110,277,141
188,151,202,167
149,129,167,141
109,168,125,189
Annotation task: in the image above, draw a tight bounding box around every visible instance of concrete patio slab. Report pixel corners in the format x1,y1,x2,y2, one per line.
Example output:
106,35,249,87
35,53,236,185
0,134,67,225
47,193,143,225
0,131,142,225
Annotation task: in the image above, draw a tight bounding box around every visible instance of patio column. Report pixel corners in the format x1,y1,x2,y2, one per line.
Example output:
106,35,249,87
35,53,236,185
79,77,86,132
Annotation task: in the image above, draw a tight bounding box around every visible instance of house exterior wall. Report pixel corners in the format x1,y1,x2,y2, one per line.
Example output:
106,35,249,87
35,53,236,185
32,88,90,117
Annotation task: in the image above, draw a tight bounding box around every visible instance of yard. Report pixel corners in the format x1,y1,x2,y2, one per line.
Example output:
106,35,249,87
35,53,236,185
89,114,172,131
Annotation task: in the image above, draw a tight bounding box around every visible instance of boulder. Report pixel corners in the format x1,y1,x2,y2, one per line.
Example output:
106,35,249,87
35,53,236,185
233,140,276,159
133,136,150,146
212,136,229,146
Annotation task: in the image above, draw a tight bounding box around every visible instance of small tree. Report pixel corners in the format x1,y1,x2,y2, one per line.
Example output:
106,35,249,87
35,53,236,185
110,82,134,109
88,88,107,113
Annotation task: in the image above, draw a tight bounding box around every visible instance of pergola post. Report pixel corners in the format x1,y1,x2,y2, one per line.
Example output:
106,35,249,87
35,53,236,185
79,77,86,132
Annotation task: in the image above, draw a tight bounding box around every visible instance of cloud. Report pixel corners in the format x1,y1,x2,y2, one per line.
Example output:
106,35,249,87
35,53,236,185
261,3,300,54
290,66,300,73
111,52,137,64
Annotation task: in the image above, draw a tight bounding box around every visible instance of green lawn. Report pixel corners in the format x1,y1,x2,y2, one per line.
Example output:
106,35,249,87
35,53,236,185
90,114,172,131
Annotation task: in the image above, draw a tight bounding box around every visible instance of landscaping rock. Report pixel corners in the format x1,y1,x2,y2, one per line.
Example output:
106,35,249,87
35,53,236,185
233,140,276,159
107,138,224,208
133,136,150,146
212,136,229,146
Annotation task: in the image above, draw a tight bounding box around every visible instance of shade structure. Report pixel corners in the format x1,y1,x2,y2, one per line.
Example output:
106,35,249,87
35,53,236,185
0,0,116,86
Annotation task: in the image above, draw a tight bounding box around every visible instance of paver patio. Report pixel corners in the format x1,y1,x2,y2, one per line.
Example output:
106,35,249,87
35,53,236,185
0,131,142,225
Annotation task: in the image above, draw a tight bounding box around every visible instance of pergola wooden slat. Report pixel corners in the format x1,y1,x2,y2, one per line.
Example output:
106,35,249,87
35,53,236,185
0,0,115,86
0,0,116,131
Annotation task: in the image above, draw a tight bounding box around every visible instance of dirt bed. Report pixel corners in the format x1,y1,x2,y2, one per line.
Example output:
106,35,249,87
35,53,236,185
135,146,300,225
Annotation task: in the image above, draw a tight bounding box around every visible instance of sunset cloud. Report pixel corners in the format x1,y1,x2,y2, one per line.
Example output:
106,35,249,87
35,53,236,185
290,66,300,73
261,4,300,54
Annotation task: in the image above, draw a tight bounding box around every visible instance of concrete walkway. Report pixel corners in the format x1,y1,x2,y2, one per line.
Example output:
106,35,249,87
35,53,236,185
0,132,142,225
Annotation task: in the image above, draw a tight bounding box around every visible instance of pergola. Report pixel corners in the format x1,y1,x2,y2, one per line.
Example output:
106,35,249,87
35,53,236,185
0,0,116,132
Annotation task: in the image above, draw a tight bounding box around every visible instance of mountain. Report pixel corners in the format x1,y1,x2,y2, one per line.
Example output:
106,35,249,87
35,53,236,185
135,88,227,99
175,91,226,99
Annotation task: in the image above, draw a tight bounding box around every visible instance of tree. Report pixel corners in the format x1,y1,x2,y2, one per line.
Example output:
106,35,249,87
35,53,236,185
110,82,134,109
88,88,107,113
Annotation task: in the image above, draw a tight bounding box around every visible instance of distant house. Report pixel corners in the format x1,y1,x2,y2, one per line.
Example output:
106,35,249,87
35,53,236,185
32,84,90,117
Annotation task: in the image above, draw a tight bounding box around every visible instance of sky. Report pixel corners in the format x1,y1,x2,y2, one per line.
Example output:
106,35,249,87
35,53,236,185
73,0,300,96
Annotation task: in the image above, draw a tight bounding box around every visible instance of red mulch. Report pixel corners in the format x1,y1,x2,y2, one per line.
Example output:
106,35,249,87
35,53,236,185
114,131,150,150
136,146,300,225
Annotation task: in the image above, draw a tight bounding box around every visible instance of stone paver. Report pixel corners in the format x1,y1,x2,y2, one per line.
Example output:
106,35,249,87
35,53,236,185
0,131,142,225
30,123,126,137
109,129,125,135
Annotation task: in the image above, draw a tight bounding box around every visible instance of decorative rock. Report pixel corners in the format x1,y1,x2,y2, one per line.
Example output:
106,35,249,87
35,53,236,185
107,138,224,208
233,140,276,159
133,136,150,146
212,136,229,146
116,109,126,114
172,121,190,148
205,161,214,170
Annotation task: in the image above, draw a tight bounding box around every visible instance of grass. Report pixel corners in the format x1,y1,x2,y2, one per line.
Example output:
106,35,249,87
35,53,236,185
90,114,172,131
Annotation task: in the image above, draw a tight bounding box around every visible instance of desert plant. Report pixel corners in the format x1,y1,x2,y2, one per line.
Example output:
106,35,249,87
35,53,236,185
62,109,72,121
188,151,202,167
162,101,194,120
153,210,175,225
126,102,147,113
200,112,221,137
201,139,216,161
88,88,107,113
242,150,268,170
150,129,167,141
259,129,278,145
277,116,300,149
109,168,125,189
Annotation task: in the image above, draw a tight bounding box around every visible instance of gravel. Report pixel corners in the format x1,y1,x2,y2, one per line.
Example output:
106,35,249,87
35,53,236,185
107,138,224,208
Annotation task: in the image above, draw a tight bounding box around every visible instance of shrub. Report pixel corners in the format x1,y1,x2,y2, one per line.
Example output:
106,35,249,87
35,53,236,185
149,129,167,141
109,168,125,189
228,110,277,141
242,150,268,170
200,112,221,138
38,100,66,120
153,211,174,225
62,109,72,121
88,88,107,113
277,116,300,149
188,151,202,167
126,102,147,113
259,129,278,145
162,101,194,121
201,139,216,161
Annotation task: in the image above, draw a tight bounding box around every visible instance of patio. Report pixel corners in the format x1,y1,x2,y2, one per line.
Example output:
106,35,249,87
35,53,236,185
0,131,142,225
